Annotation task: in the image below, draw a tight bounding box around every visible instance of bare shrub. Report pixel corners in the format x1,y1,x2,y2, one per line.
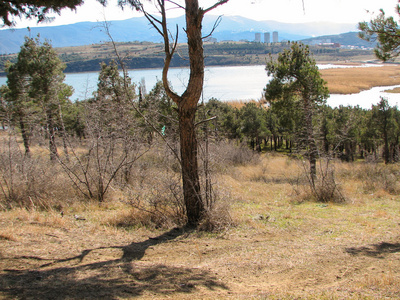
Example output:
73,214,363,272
0,131,76,210
353,163,400,195
207,140,260,170
124,160,187,228
113,138,235,230
292,158,346,203
197,188,234,232
197,138,235,231
58,135,148,203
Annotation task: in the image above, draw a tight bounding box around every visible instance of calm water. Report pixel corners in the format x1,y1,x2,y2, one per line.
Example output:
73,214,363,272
1,64,400,109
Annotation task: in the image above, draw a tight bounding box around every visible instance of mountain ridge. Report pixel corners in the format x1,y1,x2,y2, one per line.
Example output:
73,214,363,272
0,15,359,54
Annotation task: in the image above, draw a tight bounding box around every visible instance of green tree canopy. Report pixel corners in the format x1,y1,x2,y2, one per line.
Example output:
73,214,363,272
240,102,269,151
359,4,400,61
371,97,399,164
5,36,72,159
0,0,85,26
265,42,328,183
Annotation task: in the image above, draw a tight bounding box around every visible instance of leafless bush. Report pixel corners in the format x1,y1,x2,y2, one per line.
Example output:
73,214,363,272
124,167,187,228
197,187,234,232
292,158,346,203
206,140,260,170
196,135,235,231
110,136,235,230
0,131,76,210
57,92,151,202
354,162,400,194
58,137,148,203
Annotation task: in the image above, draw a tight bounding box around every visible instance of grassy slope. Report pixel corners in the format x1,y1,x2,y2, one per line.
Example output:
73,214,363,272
1,154,400,299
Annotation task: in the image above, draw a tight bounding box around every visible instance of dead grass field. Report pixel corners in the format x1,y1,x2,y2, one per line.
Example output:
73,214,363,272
321,65,400,94
1,154,400,299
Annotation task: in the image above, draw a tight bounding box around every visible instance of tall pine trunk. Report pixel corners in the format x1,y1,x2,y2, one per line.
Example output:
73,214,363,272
46,109,58,161
303,96,317,187
19,114,30,156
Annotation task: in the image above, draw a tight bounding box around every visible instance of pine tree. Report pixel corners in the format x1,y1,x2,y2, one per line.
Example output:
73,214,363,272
359,4,400,61
265,42,329,185
5,36,73,160
1,0,84,26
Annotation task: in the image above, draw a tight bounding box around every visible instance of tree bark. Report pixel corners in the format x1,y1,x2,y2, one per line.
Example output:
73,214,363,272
58,104,69,161
157,0,206,226
46,109,58,161
145,0,229,226
383,118,390,164
19,114,30,156
179,103,203,226
303,97,317,186
178,0,205,226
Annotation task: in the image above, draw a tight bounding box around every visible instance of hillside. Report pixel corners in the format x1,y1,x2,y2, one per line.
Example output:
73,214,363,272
0,15,359,54
301,31,374,48
0,41,375,75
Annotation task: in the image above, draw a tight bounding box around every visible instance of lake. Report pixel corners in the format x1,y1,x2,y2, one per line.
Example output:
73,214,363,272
1,64,400,109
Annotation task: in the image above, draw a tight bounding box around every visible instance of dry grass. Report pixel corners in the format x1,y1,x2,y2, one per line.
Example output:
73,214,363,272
2,154,400,299
321,65,400,94
0,130,399,299
225,99,258,109
384,86,400,93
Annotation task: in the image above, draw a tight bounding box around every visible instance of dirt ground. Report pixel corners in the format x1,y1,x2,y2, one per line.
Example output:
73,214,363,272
1,156,400,299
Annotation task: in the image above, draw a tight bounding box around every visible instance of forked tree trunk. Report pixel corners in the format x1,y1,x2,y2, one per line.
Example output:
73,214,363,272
151,0,229,226
178,0,205,226
158,0,206,226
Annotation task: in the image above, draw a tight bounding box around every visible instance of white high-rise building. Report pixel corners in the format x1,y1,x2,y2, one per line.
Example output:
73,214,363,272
273,31,279,43
264,32,270,44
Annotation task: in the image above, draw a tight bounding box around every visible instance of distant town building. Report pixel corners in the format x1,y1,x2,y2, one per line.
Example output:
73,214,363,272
309,38,332,46
264,32,270,44
273,31,279,43
255,32,261,43
321,42,341,48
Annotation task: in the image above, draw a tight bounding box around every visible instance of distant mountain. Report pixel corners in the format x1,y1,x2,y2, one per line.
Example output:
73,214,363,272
0,15,359,54
301,32,375,48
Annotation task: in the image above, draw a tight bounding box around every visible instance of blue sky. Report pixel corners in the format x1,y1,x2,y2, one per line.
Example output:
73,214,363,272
8,0,400,28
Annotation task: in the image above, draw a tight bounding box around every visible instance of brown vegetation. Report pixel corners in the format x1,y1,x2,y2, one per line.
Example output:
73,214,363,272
321,65,400,94
385,86,400,93
1,139,400,298
225,99,257,109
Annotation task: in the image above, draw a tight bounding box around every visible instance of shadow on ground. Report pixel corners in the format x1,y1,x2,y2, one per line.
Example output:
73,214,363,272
345,241,400,258
0,227,228,299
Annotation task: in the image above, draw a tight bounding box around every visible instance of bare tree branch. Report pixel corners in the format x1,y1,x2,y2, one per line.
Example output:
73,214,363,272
101,18,182,164
166,0,185,10
202,15,222,39
143,10,164,36
203,0,230,14
195,116,217,127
